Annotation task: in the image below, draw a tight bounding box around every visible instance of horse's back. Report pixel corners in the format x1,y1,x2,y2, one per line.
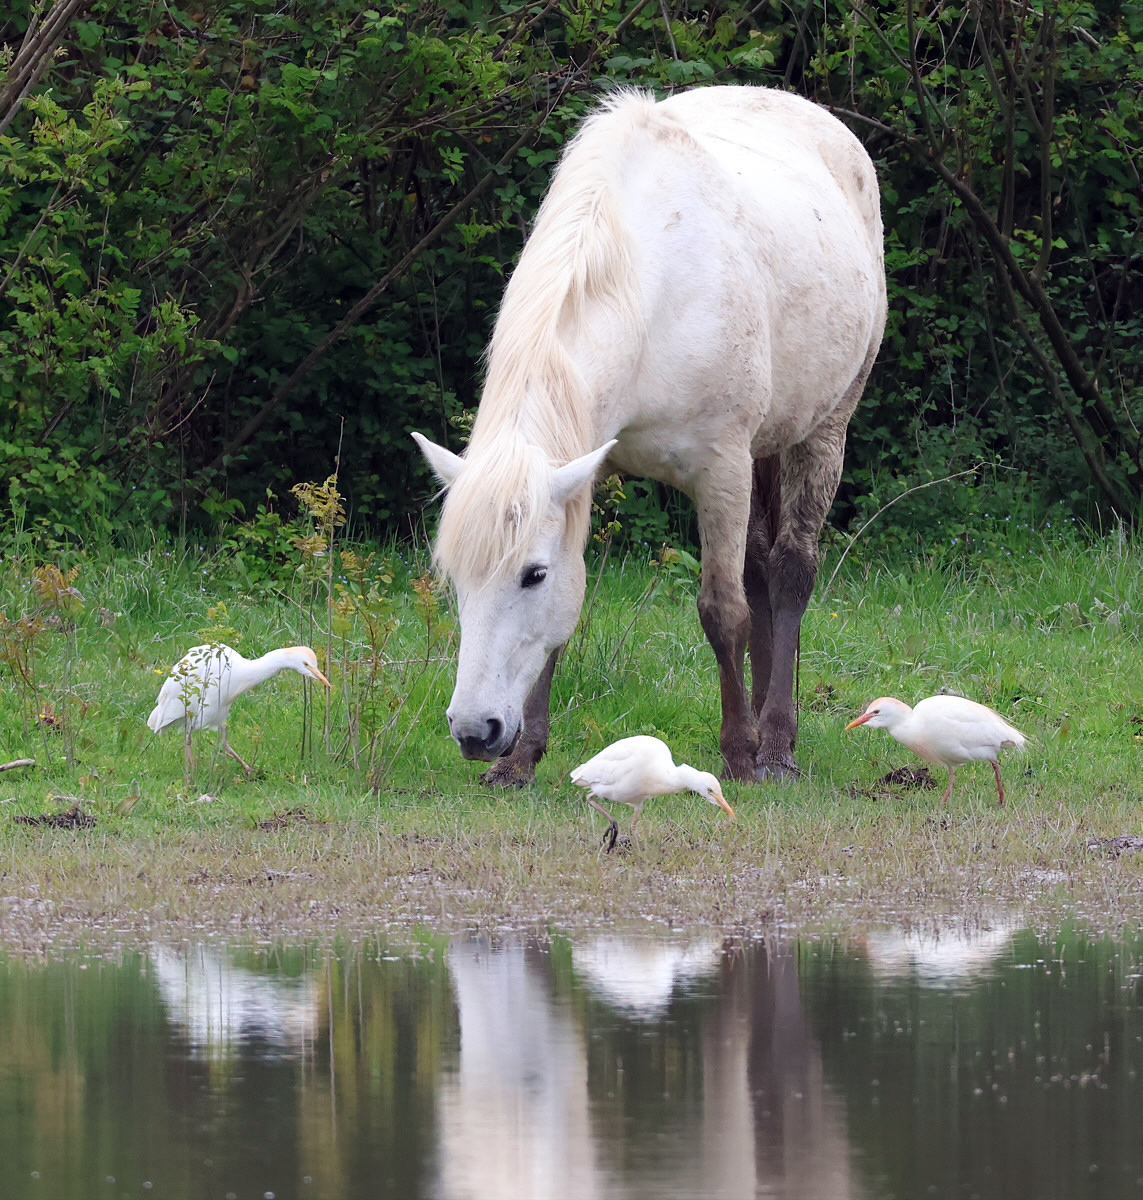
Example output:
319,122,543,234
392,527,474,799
658,87,882,247
562,86,883,317
550,87,885,472
574,86,880,240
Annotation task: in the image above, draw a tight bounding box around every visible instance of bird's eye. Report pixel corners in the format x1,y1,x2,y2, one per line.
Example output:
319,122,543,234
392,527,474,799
521,565,547,589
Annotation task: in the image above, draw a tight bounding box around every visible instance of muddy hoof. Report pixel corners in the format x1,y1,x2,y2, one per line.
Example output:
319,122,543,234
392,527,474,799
754,757,802,782
479,759,536,789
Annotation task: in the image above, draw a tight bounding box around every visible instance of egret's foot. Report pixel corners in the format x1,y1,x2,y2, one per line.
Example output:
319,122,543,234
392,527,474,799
479,756,537,789
225,746,254,776
601,821,620,853
753,754,801,782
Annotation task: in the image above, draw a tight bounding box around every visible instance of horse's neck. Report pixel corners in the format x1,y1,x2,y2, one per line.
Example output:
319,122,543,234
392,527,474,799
475,342,620,456
476,187,642,460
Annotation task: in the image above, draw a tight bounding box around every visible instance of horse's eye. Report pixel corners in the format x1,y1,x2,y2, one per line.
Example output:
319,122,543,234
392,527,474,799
521,566,547,589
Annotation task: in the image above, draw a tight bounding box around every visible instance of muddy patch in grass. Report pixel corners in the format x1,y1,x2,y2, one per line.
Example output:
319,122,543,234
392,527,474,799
256,807,325,831
2,796,1143,955
848,766,938,799
1086,834,1143,857
13,801,95,829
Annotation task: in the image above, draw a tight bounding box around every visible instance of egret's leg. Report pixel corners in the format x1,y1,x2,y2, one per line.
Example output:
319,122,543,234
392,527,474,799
588,798,619,852
992,759,1005,806
220,728,252,775
941,766,956,805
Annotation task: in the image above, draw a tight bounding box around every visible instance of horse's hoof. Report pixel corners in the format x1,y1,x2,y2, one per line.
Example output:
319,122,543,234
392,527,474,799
721,757,759,783
479,759,536,789
754,757,801,782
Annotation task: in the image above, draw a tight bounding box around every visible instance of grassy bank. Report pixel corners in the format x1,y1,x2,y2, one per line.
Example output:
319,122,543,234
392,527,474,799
2,526,1142,949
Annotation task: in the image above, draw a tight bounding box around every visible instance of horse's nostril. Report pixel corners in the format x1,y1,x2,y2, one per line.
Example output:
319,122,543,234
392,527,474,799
455,716,509,762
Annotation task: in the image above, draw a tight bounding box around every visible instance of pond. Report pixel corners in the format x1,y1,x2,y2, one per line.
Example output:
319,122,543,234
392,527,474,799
1,922,1142,1200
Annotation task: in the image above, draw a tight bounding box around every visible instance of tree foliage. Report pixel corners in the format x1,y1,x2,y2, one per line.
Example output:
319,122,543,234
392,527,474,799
824,0,1143,528
1,0,1140,545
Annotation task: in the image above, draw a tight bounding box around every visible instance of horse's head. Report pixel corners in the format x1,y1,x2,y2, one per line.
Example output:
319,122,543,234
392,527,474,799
414,432,614,761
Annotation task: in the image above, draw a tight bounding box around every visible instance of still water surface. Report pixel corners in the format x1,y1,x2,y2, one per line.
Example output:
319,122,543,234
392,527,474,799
2,923,1143,1200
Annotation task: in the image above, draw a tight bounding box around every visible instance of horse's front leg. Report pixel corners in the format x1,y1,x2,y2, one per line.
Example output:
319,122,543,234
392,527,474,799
695,462,757,782
479,648,560,788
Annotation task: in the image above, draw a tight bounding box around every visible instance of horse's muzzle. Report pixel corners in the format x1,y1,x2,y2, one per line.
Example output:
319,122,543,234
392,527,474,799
452,716,520,762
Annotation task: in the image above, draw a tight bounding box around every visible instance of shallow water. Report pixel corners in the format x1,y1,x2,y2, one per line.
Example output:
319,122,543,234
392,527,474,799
2,922,1143,1200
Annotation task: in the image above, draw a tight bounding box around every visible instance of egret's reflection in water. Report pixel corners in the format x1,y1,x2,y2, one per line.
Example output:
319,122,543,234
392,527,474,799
151,943,321,1060
571,934,723,1018
2,922,1143,1200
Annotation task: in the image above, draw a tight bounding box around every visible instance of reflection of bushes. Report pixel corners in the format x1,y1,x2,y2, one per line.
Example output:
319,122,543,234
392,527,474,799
0,942,456,1197
801,927,1143,1199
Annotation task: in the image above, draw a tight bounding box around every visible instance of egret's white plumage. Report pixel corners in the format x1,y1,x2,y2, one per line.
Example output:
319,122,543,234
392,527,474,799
845,695,1026,805
569,735,735,851
147,643,331,772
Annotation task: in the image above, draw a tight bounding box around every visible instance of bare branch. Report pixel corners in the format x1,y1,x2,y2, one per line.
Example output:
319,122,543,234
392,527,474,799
0,0,94,135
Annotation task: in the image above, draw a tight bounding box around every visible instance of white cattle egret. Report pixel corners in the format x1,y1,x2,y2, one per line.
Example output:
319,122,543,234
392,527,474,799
845,695,1026,806
147,644,331,773
569,735,736,851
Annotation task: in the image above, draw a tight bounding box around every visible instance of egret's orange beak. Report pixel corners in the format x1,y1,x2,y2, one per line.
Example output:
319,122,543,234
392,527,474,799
845,712,872,729
309,666,332,689
714,791,736,820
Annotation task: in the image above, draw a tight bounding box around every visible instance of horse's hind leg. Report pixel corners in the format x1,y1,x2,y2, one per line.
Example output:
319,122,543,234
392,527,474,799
744,454,780,720
695,455,758,782
479,648,560,788
752,418,848,779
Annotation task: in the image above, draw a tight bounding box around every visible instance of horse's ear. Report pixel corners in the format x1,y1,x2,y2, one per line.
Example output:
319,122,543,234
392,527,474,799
412,431,464,487
551,440,617,505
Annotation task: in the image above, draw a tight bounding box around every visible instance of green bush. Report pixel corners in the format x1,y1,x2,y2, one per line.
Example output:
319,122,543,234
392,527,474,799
2,0,1140,549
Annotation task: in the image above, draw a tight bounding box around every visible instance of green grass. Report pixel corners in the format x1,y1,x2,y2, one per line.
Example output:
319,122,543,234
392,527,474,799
1,527,1142,950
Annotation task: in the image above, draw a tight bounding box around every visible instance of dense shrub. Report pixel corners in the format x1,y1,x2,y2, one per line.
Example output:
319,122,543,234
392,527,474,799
2,0,1140,549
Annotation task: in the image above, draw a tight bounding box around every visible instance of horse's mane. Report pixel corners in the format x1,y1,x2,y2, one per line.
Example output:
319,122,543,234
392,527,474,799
433,91,653,583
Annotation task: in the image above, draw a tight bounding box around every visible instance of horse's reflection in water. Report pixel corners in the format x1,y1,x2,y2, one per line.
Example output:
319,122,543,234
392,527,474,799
433,939,602,1200
432,936,863,1200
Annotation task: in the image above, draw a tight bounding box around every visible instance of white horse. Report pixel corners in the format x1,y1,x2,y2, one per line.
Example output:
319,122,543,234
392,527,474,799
414,85,886,784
